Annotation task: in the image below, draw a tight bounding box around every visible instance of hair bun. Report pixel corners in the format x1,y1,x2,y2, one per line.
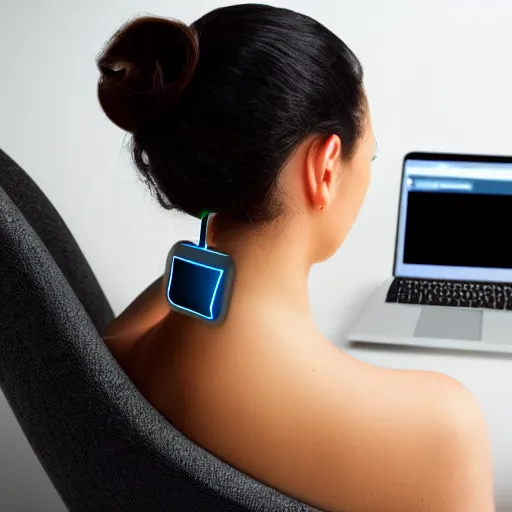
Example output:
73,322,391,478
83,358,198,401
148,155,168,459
97,16,199,133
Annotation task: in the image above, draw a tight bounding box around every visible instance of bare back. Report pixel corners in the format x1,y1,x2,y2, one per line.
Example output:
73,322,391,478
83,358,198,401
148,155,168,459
111,301,494,512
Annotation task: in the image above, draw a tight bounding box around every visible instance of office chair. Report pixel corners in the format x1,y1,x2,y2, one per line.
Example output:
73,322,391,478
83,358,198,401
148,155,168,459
0,158,317,511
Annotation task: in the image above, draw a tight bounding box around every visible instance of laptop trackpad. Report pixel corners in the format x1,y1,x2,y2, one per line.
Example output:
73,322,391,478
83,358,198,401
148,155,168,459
414,308,482,341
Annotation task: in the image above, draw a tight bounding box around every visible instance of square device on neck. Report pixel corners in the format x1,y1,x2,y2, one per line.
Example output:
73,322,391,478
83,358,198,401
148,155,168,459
164,214,235,324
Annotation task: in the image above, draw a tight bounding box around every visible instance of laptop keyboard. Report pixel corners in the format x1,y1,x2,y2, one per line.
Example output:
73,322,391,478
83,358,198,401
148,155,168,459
386,278,512,310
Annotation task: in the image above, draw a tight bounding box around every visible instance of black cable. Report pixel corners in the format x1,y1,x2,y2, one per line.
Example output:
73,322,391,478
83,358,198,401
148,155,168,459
199,213,209,248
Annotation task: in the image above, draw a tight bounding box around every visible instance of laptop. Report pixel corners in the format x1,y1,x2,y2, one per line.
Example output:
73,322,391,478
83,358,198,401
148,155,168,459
347,151,512,353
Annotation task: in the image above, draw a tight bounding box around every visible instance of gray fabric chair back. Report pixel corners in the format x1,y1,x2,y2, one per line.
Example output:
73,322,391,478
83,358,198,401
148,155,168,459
0,149,113,333
0,160,317,511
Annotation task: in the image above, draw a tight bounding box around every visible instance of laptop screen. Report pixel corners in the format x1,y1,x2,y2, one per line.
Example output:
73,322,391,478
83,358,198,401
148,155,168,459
395,154,512,283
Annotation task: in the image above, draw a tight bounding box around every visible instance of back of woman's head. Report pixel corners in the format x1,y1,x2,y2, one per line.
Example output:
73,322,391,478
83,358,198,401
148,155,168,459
97,4,366,222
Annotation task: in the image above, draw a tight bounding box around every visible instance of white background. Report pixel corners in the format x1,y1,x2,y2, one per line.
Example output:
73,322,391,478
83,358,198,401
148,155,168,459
1,0,512,510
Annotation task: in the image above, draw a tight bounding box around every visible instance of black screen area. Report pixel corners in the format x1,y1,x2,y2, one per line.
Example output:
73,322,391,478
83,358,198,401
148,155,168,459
404,191,512,269
168,257,223,319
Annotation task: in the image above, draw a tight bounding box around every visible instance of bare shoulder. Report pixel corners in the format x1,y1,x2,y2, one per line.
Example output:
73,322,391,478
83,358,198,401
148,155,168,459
299,353,495,512
392,369,495,511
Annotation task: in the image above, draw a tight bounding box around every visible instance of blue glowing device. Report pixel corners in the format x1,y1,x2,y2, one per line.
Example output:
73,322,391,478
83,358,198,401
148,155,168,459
164,215,235,324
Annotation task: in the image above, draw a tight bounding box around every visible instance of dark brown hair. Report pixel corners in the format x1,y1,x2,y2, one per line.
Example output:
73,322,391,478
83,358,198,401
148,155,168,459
98,17,199,133
97,5,366,221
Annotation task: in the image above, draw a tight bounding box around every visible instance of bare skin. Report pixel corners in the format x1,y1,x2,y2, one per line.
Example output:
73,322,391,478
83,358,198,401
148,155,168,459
105,117,494,511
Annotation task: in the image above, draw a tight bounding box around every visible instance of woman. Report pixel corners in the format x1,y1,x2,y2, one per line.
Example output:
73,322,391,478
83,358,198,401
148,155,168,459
100,5,494,511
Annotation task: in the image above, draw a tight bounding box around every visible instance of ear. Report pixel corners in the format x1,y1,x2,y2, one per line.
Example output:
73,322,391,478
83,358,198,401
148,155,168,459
305,135,342,210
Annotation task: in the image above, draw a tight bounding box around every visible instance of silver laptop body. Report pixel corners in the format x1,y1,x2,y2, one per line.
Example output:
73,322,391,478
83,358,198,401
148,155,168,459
347,152,512,353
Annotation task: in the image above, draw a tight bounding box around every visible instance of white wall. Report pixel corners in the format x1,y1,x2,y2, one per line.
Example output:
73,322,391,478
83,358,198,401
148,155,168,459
1,0,512,510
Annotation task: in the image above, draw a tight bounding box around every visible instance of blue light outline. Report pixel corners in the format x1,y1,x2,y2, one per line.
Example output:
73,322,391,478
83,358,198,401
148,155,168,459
181,242,228,257
167,255,224,320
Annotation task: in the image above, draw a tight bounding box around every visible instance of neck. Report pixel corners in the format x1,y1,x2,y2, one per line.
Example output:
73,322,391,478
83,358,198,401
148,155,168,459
208,216,313,318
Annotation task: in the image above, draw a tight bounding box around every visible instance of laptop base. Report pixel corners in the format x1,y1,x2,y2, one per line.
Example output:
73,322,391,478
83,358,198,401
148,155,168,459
347,279,512,354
